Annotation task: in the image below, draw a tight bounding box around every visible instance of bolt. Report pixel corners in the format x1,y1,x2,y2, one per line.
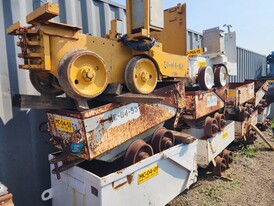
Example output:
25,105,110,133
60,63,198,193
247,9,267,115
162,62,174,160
162,137,173,149
82,68,95,82
137,152,149,160
140,70,150,82
228,155,233,163
212,124,219,133
221,163,227,171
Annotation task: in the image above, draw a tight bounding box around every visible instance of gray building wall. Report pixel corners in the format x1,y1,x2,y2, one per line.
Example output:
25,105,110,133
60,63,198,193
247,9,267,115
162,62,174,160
0,0,267,205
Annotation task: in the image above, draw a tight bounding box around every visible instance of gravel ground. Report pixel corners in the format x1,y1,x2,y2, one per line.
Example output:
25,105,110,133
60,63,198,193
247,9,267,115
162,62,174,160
169,128,274,206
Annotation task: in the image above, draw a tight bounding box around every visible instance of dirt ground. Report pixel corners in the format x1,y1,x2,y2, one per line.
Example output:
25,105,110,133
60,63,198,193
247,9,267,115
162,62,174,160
169,128,274,206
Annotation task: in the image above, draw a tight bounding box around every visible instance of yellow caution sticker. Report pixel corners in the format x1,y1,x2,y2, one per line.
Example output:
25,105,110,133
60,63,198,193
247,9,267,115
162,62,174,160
228,91,235,97
186,48,204,56
54,117,73,133
198,61,207,67
138,165,159,184
222,131,228,139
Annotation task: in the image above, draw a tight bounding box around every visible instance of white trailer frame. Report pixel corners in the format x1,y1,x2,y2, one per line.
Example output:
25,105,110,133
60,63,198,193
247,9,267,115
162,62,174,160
42,141,198,206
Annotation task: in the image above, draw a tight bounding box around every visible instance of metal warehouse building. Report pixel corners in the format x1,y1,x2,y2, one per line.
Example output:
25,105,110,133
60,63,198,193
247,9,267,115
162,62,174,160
0,0,267,205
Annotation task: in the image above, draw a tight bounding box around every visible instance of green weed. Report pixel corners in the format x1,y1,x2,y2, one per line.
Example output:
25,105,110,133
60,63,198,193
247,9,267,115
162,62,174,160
240,145,257,157
270,118,274,129
205,180,241,201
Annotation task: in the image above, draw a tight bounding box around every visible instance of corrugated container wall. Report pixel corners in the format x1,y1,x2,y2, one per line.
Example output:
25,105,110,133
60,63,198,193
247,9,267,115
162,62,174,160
0,1,125,206
230,47,266,82
0,1,267,205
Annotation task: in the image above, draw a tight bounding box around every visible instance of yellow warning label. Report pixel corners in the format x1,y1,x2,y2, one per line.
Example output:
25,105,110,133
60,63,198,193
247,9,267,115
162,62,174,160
222,131,228,139
198,61,207,67
54,117,73,133
186,48,204,56
138,165,159,184
228,91,235,97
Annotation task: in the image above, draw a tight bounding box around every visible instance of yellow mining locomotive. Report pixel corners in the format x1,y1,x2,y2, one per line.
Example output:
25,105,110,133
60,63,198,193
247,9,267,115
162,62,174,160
7,0,234,100
7,1,189,100
7,0,233,99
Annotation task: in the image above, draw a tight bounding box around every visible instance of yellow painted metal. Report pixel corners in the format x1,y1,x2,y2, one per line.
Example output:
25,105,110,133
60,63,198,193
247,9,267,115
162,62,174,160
148,47,189,78
26,2,59,24
151,4,187,56
107,19,121,40
46,26,132,82
42,34,51,70
6,21,21,35
18,53,41,58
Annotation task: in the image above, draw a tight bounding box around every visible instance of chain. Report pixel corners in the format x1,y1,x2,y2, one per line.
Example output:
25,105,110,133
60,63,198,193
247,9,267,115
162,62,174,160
18,27,29,57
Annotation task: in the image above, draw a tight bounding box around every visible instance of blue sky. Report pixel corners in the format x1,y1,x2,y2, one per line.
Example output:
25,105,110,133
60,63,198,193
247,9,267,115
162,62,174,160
113,0,274,55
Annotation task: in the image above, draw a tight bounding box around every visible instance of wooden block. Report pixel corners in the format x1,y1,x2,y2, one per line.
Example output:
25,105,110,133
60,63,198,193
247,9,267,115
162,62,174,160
172,131,196,144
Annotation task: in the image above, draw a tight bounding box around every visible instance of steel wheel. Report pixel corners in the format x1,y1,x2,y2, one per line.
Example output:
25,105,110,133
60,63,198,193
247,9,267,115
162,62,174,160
238,106,250,121
124,56,158,94
151,127,175,153
214,65,228,87
214,112,226,131
213,156,227,176
222,149,233,168
29,71,64,96
198,66,214,90
124,139,154,167
58,49,107,100
204,117,219,138
245,130,257,145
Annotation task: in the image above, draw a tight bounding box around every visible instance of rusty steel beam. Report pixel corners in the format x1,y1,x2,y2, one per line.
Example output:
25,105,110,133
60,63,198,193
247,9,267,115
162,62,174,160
13,94,76,110
250,124,274,151
97,93,164,104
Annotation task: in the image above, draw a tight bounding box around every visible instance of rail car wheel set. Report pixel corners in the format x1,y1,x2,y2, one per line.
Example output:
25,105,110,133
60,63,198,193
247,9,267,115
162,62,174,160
5,1,274,205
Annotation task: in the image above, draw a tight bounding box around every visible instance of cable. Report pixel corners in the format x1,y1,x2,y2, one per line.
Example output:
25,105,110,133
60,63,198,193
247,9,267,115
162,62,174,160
119,35,156,51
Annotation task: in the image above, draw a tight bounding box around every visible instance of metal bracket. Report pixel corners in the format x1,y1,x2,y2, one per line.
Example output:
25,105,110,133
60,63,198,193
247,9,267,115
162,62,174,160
50,153,84,179
41,188,53,201
75,100,90,111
